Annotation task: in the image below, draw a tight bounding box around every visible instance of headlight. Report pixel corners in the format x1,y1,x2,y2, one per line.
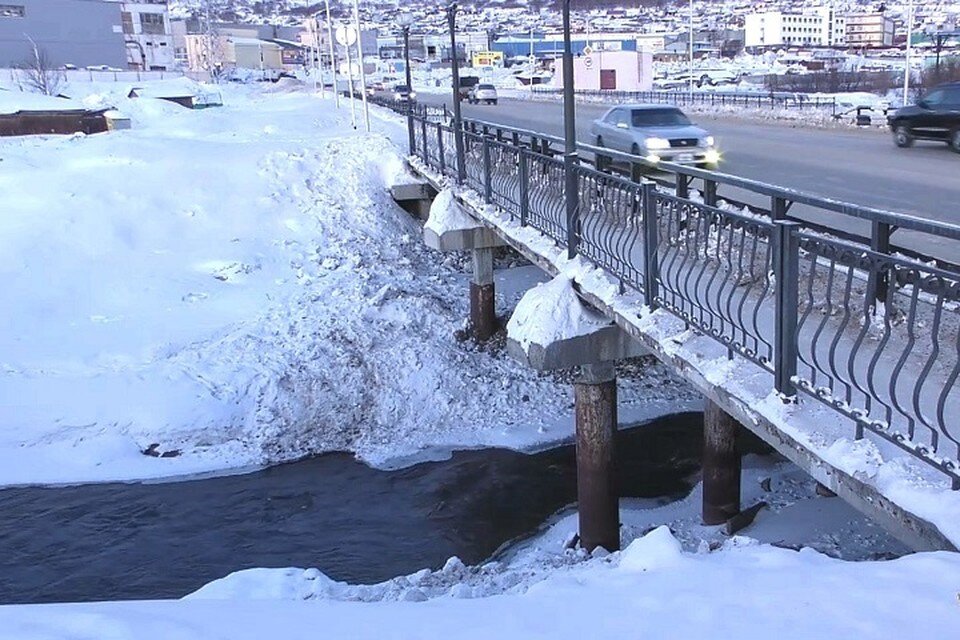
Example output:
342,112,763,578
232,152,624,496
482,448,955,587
410,92,417,99
644,137,670,150
645,154,661,164
704,149,721,165
704,135,715,147
394,93,401,100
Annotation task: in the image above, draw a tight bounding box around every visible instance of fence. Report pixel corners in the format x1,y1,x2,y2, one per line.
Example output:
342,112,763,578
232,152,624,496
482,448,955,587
401,108,960,488
2,68,210,86
530,87,838,113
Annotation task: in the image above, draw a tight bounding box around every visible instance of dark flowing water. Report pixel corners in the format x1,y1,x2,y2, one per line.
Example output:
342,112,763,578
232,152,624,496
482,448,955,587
0,412,703,604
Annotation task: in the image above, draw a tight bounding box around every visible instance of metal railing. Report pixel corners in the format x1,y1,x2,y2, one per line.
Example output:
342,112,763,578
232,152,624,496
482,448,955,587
529,87,838,113
400,109,960,487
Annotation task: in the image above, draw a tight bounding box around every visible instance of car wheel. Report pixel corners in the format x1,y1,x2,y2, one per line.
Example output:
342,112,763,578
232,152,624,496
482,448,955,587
893,126,914,148
492,100,498,105
950,129,960,154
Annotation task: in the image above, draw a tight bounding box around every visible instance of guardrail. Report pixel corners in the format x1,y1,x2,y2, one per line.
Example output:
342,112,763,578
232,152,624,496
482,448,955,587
395,106,960,488
529,87,838,113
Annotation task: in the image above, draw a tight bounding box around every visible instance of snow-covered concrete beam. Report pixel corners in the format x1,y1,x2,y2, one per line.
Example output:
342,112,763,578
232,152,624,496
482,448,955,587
506,276,646,371
389,181,435,202
423,189,505,252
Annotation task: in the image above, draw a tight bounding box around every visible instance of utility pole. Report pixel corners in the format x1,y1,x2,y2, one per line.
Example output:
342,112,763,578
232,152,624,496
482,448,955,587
689,0,695,97
561,0,578,258
903,0,914,105
448,3,465,184
353,0,370,132
325,0,340,108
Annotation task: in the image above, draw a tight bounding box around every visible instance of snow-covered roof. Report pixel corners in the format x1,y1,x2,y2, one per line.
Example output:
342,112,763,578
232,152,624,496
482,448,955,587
0,90,87,115
127,77,203,100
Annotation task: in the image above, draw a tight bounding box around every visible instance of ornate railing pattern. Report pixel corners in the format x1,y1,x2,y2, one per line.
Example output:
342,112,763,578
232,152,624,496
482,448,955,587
404,112,960,487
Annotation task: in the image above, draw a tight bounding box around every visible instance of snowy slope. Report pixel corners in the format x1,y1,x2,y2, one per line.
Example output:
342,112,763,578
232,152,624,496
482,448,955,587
0,83,695,486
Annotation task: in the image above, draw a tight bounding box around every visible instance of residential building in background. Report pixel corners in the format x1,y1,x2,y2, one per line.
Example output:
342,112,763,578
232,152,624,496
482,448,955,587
109,1,174,70
0,0,126,68
845,12,895,48
745,8,846,48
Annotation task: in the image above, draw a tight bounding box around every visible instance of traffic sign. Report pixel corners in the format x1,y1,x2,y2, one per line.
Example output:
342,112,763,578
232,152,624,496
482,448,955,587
584,56,594,69
335,25,357,46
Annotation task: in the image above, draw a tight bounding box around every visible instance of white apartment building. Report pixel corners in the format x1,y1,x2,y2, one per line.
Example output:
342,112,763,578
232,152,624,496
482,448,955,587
745,7,846,48
107,0,175,70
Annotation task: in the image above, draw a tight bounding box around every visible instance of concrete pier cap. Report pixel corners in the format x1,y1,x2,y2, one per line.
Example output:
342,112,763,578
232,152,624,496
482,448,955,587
506,275,647,371
423,189,505,252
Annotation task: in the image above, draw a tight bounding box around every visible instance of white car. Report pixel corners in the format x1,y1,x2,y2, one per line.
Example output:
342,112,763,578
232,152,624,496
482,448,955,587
468,84,498,105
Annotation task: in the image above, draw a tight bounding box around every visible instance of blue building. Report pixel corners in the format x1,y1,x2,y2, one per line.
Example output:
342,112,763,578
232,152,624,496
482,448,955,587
493,34,638,59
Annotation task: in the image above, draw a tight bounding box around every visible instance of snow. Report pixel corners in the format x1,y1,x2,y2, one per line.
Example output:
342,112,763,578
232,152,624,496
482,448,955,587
424,188,483,234
0,89,87,115
506,275,612,351
0,83,695,487
409,154,960,550
1,515,955,639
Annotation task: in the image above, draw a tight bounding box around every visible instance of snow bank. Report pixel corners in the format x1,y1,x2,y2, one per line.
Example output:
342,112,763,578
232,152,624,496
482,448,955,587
2,523,954,639
0,89,86,115
0,83,695,486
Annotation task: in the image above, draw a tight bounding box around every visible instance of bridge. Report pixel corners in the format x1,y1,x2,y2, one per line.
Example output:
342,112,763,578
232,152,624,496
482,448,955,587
381,98,960,553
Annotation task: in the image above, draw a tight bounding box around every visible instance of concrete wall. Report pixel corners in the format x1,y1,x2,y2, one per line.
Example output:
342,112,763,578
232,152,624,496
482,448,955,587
0,0,126,68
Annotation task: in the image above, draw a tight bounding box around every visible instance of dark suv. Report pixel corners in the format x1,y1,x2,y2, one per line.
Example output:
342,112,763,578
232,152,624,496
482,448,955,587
888,82,960,153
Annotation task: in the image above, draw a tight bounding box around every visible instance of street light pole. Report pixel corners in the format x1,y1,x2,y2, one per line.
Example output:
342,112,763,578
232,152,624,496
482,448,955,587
399,13,416,155
353,0,371,132
688,0,694,97
903,0,913,105
561,0,578,258
448,3,466,184
325,0,340,108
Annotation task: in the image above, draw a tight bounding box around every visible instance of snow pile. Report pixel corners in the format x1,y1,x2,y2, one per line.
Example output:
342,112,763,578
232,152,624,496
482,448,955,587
507,275,612,351
0,83,694,486
4,525,953,639
424,188,483,234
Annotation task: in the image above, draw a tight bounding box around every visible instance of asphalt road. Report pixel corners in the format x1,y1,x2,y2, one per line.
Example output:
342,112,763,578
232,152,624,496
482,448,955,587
415,92,960,262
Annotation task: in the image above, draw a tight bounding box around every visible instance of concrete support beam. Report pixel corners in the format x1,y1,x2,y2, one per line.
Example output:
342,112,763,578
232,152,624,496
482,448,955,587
702,401,742,526
423,223,505,252
390,182,436,220
575,361,620,553
470,247,497,341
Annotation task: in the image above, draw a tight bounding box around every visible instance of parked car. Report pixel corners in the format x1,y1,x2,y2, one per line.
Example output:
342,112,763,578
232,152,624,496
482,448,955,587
456,75,480,102
590,104,720,169
468,84,498,105
887,82,960,153
393,85,416,102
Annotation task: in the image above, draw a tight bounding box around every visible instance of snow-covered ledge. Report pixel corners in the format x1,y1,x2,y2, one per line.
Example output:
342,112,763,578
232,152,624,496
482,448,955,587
423,189,505,252
506,275,647,371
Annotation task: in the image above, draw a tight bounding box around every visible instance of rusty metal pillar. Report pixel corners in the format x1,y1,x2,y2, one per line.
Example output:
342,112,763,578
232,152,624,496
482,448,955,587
470,247,496,341
575,362,619,552
702,401,741,525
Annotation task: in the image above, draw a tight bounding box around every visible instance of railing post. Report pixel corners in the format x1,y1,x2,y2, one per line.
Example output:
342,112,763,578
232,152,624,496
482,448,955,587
420,117,429,165
771,196,787,221
437,122,446,175
512,131,520,147
454,120,466,184
482,135,493,204
564,153,579,258
704,179,718,207
407,112,416,156
641,181,660,308
773,220,801,398
519,150,530,226
676,173,689,199
867,221,891,310
630,161,643,183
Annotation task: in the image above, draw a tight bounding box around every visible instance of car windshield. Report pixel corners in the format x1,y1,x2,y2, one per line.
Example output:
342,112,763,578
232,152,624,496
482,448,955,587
477,85,495,90
395,86,410,92
631,108,691,127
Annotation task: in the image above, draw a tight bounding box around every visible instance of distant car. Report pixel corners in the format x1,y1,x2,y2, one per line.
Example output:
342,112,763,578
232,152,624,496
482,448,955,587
366,81,385,96
393,85,416,101
468,84,498,105
590,104,720,169
888,82,960,153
